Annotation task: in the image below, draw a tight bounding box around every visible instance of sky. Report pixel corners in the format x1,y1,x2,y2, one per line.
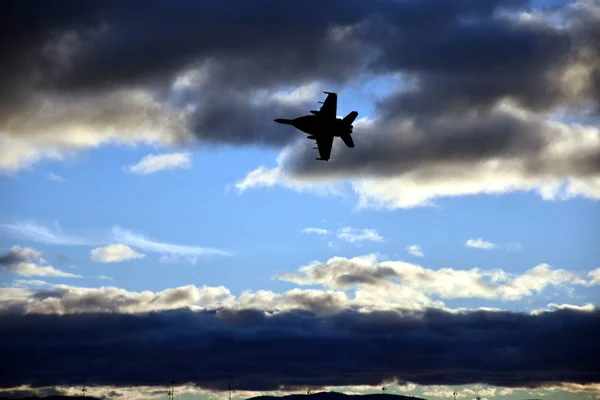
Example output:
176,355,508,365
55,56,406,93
0,0,599,399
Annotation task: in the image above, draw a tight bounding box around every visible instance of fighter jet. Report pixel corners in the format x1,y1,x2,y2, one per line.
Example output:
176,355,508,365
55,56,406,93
274,92,358,161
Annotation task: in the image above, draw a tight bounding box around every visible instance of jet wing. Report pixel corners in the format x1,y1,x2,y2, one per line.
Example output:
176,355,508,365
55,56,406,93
313,135,334,161
318,92,337,119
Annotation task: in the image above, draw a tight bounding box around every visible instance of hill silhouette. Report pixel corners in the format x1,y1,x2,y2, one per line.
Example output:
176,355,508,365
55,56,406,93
0,392,426,400
247,391,426,400
0,397,98,400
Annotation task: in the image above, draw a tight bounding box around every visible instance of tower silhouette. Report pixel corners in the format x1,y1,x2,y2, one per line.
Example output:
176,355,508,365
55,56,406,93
167,380,175,400
381,386,387,394
453,391,458,400
228,382,241,400
81,388,87,397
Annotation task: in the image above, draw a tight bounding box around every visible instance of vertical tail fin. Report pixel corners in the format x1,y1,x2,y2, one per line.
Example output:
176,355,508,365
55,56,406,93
340,134,354,148
342,111,358,124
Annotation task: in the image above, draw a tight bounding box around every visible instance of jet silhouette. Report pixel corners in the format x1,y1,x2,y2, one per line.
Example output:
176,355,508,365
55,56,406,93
274,92,358,161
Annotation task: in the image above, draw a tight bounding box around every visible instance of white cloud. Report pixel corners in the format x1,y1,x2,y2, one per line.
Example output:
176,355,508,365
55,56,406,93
465,238,497,249
337,227,383,244
277,254,588,302
2,245,81,278
1,252,596,317
233,146,348,197
302,227,331,236
90,244,145,263
407,244,424,257
530,302,596,315
47,172,65,182
111,226,232,258
125,152,192,175
588,268,600,285
0,221,96,246
4,284,233,315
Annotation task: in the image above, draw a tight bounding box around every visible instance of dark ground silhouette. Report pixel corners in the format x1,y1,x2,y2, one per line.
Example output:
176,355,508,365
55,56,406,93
248,391,425,400
0,392,426,400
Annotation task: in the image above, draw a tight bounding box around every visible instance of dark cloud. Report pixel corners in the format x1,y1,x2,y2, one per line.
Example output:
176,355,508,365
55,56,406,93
0,0,380,157
0,250,26,268
0,0,372,103
0,306,598,390
283,105,599,181
1,0,568,150
364,16,571,117
187,89,319,147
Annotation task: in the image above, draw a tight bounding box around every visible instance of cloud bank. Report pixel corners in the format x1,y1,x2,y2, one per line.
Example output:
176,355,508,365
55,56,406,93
1,250,598,391
0,300,597,391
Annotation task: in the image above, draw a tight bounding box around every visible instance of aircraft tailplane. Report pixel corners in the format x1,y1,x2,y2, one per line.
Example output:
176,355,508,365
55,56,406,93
340,134,354,148
342,111,358,124
274,118,293,125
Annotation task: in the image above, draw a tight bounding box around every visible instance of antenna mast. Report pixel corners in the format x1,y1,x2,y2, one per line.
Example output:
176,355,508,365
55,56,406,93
228,382,242,400
168,380,175,400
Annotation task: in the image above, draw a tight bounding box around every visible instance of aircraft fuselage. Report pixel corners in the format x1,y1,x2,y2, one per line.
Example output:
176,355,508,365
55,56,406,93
278,115,353,137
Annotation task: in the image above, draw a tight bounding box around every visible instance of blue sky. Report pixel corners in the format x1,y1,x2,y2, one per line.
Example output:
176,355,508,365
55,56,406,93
0,0,599,399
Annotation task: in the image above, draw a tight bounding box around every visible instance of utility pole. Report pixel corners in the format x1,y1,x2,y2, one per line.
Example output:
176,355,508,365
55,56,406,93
82,388,87,397
453,391,457,400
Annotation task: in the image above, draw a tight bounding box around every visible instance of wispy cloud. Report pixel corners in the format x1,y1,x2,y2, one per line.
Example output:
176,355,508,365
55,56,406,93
407,244,424,257
465,238,523,251
12,279,51,288
112,226,232,258
302,227,330,236
503,242,524,251
337,227,383,244
0,221,231,262
125,152,192,175
90,244,145,263
465,238,496,249
0,221,96,246
47,172,65,182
